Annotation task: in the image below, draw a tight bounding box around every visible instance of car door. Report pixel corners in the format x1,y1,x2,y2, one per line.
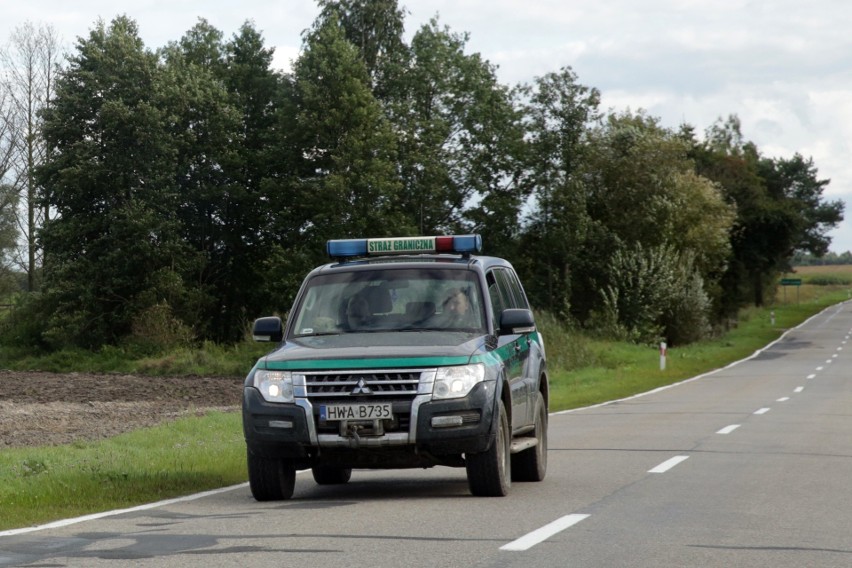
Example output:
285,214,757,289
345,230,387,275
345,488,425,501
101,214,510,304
487,268,529,432
499,268,539,427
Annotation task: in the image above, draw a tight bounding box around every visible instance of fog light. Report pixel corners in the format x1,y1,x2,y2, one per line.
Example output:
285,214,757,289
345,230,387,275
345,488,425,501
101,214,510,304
269,420,294,429
431,415,464,428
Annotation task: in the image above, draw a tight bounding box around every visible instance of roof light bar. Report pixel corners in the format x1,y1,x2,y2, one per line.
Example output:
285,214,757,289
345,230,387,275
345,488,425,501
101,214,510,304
327,235,482,259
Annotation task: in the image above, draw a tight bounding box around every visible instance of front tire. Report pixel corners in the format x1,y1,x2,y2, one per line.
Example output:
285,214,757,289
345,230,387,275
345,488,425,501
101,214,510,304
466,400,511,496
512,391,548,482
247,449,296,501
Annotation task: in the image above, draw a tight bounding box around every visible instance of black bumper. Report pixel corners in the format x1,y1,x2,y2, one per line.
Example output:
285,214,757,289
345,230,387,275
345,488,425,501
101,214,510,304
242,382,497,468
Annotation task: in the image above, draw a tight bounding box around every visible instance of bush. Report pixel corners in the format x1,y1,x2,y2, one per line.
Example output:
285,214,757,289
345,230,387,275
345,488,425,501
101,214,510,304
0,293,53,349
599,244,710,345
662,263,711,345
126,302,194,355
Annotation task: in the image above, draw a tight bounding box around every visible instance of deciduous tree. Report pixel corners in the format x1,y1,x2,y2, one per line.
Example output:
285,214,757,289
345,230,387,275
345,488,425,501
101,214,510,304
290,14,404,244
35,16,189,347
0,22,61,291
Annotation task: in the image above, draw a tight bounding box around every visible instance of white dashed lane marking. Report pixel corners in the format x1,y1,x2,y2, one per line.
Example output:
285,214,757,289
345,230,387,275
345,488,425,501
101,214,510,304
500,514,591,552
648,456,690,473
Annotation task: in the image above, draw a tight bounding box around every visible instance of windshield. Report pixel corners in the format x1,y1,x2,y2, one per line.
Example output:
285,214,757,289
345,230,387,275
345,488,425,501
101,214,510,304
291,267,485,337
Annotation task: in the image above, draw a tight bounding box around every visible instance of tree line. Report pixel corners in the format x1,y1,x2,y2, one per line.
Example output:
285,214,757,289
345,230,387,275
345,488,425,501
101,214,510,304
0,0,843,352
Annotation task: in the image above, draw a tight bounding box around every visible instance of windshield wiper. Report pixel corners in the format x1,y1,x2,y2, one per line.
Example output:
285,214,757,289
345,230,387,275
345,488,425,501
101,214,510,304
297,331,343,338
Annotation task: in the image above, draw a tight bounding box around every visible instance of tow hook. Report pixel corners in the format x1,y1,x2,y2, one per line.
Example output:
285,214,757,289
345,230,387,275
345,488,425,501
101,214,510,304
340,419,385,447
345,423,362,448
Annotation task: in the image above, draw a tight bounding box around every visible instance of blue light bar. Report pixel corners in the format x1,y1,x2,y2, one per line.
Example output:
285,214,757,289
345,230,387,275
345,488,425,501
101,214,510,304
326,239,368,258
327,235,482,259
450,234,482,254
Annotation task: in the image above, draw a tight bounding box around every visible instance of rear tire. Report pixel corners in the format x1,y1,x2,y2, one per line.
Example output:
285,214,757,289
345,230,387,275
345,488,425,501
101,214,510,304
312,466,352,485
512,392,548,482
466,400,511,496
247,450,296,501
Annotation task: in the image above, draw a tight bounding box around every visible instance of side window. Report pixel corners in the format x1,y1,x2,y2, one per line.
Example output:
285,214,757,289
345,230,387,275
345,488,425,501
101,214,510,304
493,268,526,310
503,269,530,310
485,271,506,317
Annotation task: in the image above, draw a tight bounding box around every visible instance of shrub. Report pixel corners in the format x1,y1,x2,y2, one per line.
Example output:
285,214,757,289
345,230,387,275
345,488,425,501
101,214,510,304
599,243,710,345
127,302,195,354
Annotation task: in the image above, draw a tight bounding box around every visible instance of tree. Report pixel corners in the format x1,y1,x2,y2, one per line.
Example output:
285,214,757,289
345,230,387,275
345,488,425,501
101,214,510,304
759,153,843,257
160,20,297,342
159,20,242,340
314,0,408,101
290,14,404,244
214,22,288,340
0,82,17,291
0,22,61,291
573,112,734,333
306,3,527,257
688,115,842,312
35,16,190,348
392,19,523,238
515,67,600,313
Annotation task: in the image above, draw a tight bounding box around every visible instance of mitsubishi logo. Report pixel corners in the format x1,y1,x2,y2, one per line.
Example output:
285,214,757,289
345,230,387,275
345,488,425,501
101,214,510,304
351,378,372,395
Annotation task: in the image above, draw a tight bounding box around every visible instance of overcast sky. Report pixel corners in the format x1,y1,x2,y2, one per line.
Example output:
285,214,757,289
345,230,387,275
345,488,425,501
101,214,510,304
4,0,851,252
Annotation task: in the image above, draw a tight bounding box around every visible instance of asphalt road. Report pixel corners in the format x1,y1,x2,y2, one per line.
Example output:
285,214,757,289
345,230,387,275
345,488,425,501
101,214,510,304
2,302,851,567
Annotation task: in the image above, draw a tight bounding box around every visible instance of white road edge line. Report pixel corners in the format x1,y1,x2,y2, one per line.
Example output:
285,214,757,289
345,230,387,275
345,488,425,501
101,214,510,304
649,455,689,473
500,514,590,551
0,483,250,538
717,424,740,434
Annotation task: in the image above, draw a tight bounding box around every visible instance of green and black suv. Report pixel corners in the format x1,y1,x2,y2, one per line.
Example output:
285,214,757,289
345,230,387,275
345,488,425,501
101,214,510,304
242,235,548,499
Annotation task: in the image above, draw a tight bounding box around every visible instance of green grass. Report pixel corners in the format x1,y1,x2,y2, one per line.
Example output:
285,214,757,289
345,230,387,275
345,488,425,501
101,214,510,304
1,280,850,531
0,412,245,531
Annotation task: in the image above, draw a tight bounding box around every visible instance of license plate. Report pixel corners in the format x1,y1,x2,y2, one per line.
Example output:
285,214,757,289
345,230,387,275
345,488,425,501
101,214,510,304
320,403,393,422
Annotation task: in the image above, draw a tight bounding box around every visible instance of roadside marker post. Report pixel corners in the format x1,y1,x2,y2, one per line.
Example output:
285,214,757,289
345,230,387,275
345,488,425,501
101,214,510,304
660,342,667,371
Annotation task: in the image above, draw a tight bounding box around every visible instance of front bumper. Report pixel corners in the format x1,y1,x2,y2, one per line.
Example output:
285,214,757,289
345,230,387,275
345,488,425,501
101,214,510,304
242,380,496,465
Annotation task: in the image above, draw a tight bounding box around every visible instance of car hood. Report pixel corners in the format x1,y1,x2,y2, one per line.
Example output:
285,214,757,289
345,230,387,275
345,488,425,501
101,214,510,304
257,332,490,371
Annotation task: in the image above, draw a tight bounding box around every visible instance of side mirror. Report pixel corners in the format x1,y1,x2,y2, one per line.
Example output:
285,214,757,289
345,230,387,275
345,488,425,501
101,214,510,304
253,316,284,343
499,309,536,335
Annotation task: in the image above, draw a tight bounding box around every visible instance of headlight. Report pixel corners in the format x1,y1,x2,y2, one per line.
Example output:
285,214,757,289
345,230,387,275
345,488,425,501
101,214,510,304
432,364,485,400
253,370,295,403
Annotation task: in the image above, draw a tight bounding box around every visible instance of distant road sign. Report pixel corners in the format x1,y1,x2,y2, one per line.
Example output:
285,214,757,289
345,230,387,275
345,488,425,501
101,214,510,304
780,278,802,286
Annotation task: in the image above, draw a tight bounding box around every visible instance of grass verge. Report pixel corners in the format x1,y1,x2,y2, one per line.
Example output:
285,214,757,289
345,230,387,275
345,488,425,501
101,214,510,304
1,412,244,532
